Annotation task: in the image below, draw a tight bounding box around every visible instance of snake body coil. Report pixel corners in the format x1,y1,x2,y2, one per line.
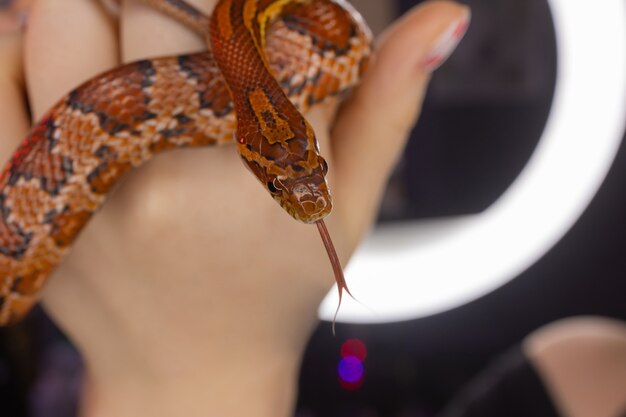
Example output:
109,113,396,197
0,0,371,325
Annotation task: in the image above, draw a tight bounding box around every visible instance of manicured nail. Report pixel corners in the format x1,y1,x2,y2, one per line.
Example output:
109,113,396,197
423,11,470,72
0,8,28,34
17,10,27,29
100,0,121,17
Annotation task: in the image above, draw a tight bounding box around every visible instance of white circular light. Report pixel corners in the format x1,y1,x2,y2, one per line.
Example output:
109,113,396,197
320,0,626,323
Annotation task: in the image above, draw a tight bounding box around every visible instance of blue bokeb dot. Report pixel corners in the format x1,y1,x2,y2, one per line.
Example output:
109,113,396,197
338,355,364,383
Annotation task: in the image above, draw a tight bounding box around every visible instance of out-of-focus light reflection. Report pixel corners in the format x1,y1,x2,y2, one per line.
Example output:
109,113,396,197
341,338,368,361
338,339,367,389
320,0,626,324
338,356,364,383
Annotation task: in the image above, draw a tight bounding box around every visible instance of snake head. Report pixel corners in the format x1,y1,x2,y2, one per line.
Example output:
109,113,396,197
269,165,332,224
240,149,332,224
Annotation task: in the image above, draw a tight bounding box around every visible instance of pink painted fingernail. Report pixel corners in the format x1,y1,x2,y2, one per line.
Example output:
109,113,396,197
0,9,28,34
423,12,471,72
17,10,28,30
99,0,121,17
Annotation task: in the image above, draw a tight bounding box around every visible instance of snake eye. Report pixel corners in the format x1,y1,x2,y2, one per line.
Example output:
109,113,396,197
267,181,280,194
320,158,329,175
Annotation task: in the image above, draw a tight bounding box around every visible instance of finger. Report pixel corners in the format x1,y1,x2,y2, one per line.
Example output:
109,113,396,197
120,0,214,63
0,0,30,35
0,29,29,161
25,0,118,119
332,1,470,242
100,0,122,16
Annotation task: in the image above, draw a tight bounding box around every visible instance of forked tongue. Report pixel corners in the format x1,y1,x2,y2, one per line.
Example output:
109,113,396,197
316,220,353,336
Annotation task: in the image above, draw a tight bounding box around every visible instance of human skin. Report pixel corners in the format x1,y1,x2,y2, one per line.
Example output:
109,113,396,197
0,1,469,417
525,317,626,417
0,0,31,32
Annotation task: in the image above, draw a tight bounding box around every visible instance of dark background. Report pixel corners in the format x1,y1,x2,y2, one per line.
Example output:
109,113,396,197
298,0,626,416
1,0,625,416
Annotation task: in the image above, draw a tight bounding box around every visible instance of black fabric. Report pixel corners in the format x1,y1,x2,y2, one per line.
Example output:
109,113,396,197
439,346,561,417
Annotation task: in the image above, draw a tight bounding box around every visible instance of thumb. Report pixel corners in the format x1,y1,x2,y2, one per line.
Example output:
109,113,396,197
331,1,470,244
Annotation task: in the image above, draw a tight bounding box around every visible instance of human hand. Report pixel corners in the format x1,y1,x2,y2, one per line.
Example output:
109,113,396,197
0,0,31,33
1,0,468,387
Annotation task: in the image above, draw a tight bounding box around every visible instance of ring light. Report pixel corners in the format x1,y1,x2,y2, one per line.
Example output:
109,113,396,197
320,0,626,323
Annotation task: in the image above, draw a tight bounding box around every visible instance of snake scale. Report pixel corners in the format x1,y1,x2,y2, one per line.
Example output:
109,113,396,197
0,0,371,325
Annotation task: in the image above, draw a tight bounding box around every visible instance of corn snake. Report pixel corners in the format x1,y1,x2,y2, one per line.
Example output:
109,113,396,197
0,0,371,325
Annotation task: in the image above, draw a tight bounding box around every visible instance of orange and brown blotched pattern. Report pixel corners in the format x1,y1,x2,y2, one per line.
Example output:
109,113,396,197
0,0,371,324
210,0,370,222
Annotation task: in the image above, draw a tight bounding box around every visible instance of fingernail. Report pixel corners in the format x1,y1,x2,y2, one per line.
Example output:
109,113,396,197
100,0,121,17
17,10,28,30
423,11,470,72
0,8,28,34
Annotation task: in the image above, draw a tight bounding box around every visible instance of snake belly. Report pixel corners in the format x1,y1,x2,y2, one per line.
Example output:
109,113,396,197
0,0,371,325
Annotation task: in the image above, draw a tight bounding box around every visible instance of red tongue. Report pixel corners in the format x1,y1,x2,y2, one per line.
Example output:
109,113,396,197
316,220,352,335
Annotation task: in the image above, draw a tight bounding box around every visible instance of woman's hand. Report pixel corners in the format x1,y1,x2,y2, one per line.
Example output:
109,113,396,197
0,1,468,415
